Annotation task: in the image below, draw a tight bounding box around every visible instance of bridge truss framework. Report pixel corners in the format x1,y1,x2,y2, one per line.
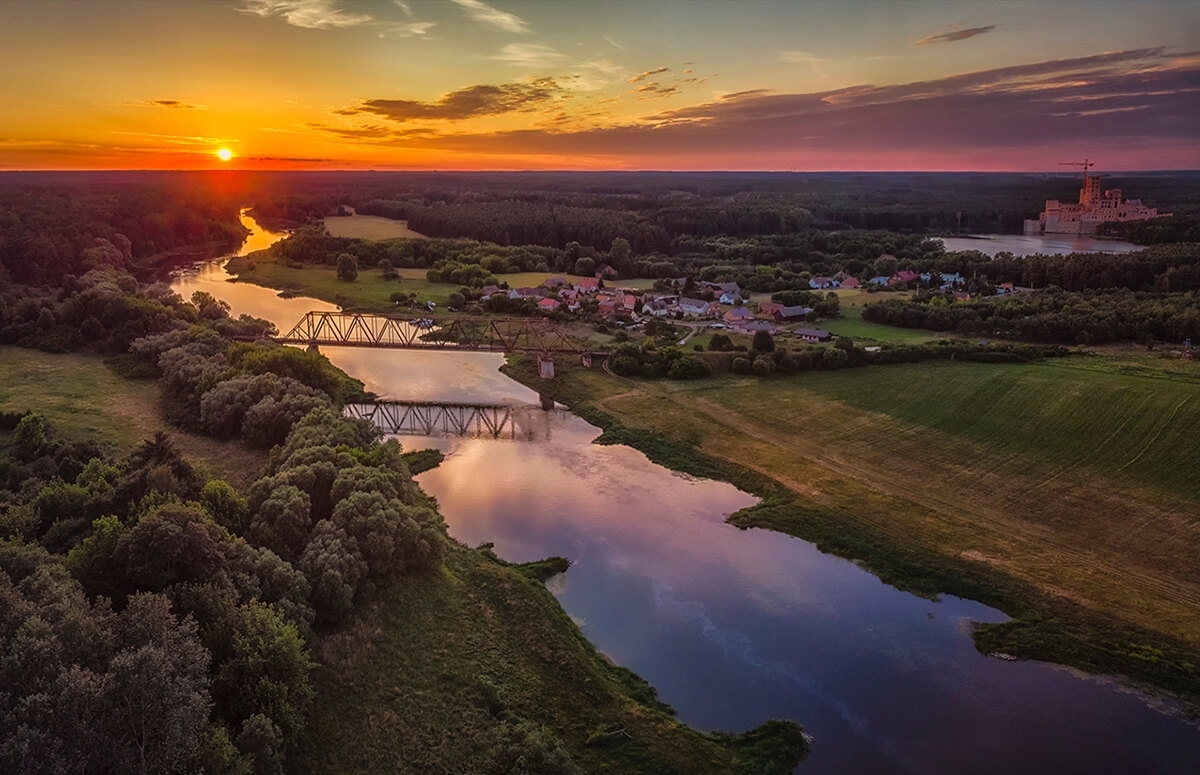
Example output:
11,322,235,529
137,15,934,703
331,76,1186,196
280,311,601,355
345,401,552,441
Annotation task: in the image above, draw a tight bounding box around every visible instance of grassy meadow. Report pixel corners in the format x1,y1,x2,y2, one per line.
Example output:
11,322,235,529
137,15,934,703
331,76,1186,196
0,348,267,487
505,351,1200,704
322,214,428,240
821,288,941,344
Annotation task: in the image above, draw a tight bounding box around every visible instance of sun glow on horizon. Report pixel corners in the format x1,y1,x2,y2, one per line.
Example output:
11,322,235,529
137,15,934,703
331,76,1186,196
216,148,233,162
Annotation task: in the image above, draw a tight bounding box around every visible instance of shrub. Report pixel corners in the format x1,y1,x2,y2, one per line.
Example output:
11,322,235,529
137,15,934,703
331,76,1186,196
752,355,775,376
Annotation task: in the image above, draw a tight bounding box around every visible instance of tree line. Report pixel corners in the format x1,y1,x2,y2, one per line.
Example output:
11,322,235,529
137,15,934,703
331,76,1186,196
862,289,1200,345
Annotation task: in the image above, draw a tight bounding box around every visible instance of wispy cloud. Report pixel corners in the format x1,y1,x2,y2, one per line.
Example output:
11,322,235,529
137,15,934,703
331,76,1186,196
111,131,232,147
335,48,1198,169
627,67,669,83
448,0,529,33
392,0,413,16
603,35,623,50
238,0,373,29
339,78,565,122
778,51,823,64
246,155,336,162
378,21,436,37
916,25,996,46
493,43,565,67
132,100,207,110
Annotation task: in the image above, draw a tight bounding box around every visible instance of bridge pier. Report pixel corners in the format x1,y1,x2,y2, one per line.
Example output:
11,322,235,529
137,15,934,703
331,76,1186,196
307,342,319,354
537,355,555,379
539,393,555,411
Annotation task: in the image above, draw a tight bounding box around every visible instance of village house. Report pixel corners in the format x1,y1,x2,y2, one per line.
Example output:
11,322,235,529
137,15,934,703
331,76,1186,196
480,284,501,298
719,291,742,305
542,277,569,289
558,288,582,310
889,270,921,287
738,319,775,333
574,277,601,293
809,276,838,289
758,301,784,317
723,306,754,325
773,305,812,322
595,264,620,280
510,286,542,299
795,327,832,342
836,275,860,289
641,298,671,317
868,276,891,286
702,281,741,298
679,297,717,317
537,298,561,313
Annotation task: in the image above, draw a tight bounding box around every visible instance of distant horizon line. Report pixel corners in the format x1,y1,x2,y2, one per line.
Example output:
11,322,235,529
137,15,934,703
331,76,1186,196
2,167,1198,175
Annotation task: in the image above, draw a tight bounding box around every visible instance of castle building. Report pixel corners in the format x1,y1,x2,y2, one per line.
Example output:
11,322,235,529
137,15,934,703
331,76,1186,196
1024,174,1168,235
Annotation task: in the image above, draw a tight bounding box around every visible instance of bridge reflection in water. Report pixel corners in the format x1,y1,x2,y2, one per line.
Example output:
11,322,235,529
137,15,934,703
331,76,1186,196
345,401,554,441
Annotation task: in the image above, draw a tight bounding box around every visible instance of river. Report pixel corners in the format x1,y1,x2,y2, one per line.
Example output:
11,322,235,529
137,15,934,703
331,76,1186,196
937,233,1143,256
170,212,1200,775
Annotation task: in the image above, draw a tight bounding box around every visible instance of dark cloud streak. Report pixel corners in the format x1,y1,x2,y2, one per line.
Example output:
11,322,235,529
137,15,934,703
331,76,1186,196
342,80,564,122
916,25,996,46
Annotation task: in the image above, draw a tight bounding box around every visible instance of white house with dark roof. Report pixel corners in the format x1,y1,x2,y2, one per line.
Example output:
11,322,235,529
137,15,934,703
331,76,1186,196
679,297,717,317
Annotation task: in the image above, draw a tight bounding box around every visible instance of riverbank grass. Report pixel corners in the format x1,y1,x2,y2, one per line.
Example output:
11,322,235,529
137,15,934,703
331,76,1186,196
0,348,267,486
503,353,1200,709
298,544,808,774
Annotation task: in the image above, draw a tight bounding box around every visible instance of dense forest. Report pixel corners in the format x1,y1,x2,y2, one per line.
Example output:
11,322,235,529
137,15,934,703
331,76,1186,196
0,268,456,772
4,170,1197,289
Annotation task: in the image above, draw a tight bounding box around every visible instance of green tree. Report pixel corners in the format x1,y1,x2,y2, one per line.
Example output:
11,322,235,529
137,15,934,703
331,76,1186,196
573,256,596,277
752,355,775,376
752,330,776,353
213,602,313,755
335,253,358,282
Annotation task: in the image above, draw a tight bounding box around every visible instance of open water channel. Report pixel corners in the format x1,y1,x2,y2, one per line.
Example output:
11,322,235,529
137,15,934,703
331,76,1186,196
170,213,1200,774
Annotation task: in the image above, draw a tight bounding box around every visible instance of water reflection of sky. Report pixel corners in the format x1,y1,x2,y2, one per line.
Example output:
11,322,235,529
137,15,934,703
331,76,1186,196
400,412,1200,775
173,214,1200,775
937,233,1142,257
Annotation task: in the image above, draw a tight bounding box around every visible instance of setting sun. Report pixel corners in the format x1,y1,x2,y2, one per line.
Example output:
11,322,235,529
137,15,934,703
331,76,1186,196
216,148,233,162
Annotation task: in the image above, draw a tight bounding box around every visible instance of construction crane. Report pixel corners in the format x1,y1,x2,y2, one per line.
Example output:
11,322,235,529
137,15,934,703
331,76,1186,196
1059,158,1094,176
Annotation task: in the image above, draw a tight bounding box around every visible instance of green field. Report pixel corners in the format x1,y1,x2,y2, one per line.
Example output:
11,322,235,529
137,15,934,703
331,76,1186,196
505,351,1200,704
322,214,428,240
824,288,941,344
0,348,267,486
229,255,454,312
298,544,805,774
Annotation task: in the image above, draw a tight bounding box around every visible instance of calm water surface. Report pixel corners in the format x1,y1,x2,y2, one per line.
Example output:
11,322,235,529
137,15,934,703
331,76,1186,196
171,213,1200,774
937,233,1142,256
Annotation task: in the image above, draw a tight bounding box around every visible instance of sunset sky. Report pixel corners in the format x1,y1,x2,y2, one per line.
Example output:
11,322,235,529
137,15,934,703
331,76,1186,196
2,0,1197,171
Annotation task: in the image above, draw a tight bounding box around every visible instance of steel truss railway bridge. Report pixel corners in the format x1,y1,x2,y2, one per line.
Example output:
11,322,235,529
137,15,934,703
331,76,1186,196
345,401,553,441
279,311,607,359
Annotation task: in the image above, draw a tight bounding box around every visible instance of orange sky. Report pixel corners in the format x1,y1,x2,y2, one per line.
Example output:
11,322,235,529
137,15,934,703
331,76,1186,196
1,0,1197,171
